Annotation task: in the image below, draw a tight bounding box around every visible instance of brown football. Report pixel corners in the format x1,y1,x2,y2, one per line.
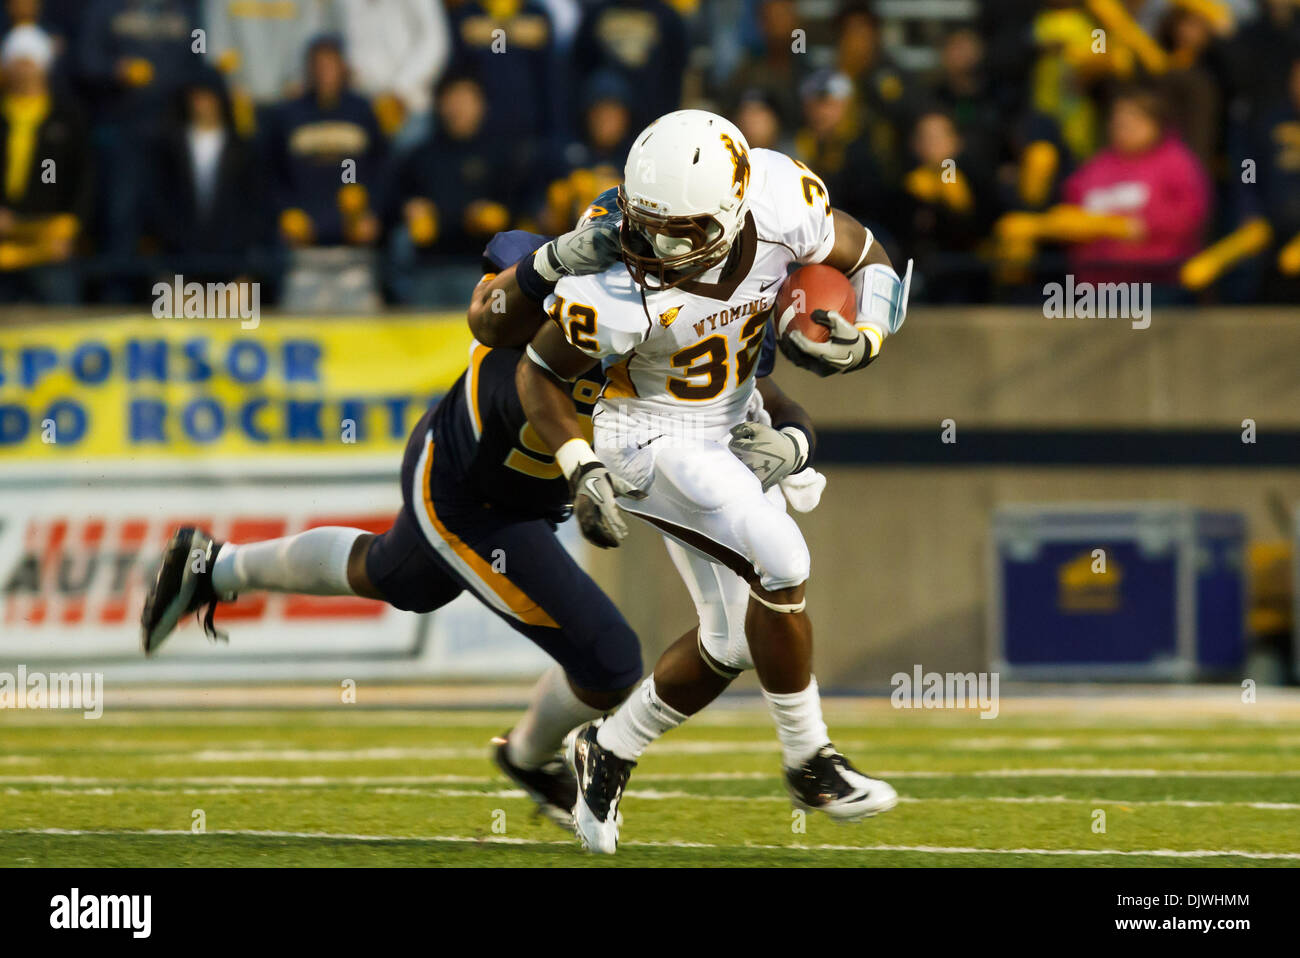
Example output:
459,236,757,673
774,264,857,344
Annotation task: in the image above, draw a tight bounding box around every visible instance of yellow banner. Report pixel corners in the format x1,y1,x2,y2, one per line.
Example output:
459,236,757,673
0,315,473,460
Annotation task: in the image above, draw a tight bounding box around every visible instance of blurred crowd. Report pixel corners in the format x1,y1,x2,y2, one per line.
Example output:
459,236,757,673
1,0,1299,306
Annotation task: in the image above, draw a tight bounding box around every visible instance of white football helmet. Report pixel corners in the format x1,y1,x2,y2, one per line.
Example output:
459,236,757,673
618,109,752,290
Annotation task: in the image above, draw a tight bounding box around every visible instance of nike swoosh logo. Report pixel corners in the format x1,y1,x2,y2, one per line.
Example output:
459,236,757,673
584,477,606,504
759,277,782,291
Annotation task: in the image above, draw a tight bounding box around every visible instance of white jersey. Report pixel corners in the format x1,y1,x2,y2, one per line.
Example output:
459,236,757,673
546,149,835,433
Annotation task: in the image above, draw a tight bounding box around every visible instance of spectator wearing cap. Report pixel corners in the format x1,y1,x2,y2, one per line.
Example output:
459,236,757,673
203,0,340,137
537,70,633,235
794,70,856,186
264,34,386,248
721,0,807,133
0,0,79,82
334,0,451,145
572,0,687,132
0,23,89,302
390,72,526,265
147,69,267,277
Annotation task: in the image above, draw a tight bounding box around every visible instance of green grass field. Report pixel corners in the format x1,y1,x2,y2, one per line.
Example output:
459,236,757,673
3,690,1299,867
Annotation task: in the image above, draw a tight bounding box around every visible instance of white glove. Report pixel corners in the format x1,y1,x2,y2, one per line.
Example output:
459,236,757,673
569,461,646,548
778,309,872,377
779,467,827,513
533,220,622,281
728,421,810,491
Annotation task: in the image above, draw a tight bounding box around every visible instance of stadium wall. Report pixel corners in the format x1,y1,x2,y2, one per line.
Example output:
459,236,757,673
2,309,1297,686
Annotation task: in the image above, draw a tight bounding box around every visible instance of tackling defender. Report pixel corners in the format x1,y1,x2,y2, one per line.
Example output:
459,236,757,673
139,222,823,832
139,230,645,827
468,110,912,852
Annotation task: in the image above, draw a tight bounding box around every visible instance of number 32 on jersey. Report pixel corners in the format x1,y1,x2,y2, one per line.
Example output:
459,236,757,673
667,310,767,401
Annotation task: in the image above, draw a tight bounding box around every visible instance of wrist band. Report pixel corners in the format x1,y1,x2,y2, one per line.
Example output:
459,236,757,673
555,437,599,480
515,247,558,304
778,422,814,472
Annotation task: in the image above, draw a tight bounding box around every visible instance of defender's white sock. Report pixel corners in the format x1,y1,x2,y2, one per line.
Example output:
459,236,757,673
597,676,687,762
211,527,363,598
763,676,831,767
507,665,602,770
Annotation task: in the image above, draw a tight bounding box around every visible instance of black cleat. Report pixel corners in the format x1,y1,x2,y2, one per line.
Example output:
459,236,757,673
140,527,229,655
492,732,577,830
566,720,635,854
785,744,898,822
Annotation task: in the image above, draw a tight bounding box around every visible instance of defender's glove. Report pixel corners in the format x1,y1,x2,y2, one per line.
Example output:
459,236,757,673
778,309,872,378
556,439,645,549
728,422,810,491
533,220,622,282
569,461,646,548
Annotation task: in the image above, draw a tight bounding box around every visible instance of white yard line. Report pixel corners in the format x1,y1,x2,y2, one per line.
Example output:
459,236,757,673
0,741,1291,763
2,827,1298,861
5,781,1299,811
4,767,1300,786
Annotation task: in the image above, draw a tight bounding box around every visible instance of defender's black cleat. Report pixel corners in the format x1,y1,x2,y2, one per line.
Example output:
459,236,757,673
566,720,636,854
785,744,898,822
492,732,577,830
140,527,229,655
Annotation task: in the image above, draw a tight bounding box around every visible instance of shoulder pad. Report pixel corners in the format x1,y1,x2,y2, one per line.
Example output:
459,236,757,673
579,187,622,228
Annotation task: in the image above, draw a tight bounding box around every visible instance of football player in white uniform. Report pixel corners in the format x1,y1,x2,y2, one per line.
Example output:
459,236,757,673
468,110,911,852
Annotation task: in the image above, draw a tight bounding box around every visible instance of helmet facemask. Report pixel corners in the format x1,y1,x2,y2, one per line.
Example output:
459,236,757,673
617,185,739,291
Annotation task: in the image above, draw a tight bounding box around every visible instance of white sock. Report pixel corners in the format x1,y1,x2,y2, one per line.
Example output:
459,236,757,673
210,527,363,598
596,676,687,762
763,676,831,768
507,665,602,770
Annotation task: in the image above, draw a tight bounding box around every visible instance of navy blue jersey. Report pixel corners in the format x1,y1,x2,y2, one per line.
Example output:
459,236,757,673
419,229,603,522
429,348,604,522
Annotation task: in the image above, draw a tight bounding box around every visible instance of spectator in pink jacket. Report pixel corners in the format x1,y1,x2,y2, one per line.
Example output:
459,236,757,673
1063,87,1211,289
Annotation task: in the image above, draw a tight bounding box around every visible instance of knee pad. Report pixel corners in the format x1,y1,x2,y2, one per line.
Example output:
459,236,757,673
739,507,810,591
696,595,753,674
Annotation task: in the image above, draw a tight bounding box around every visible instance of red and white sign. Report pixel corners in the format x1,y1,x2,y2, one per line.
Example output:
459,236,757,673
0,479,554,680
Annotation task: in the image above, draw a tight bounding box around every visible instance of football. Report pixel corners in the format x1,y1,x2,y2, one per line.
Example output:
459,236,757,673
774,264,857,343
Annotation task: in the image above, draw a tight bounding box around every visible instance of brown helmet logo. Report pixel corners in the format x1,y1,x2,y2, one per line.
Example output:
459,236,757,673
720,134,750,198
